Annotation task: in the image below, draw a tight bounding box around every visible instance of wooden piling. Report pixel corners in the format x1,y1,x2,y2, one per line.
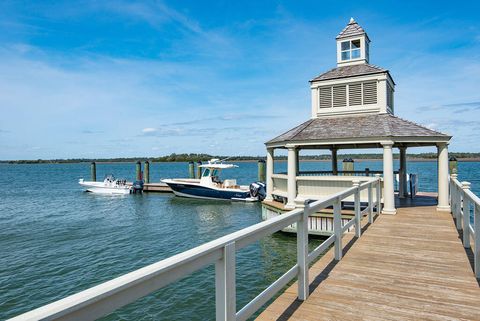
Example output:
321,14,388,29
144,161,150,184
449,156,458,174
136,161,142,181
342,158,354,175
196,161,202,179
188,161,195,179
90,162,96,182
258,160,266,182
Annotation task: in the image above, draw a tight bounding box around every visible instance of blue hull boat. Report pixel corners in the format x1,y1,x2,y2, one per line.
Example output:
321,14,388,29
162,159,265,202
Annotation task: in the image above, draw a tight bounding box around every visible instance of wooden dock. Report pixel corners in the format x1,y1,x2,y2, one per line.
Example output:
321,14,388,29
126,182,173,193
257,202,480,320
143,182,172,193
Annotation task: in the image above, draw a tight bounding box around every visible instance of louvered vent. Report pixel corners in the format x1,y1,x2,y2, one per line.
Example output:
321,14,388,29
363,82,377,105
348,83,362,106
319,87,332,108
332,85,346,107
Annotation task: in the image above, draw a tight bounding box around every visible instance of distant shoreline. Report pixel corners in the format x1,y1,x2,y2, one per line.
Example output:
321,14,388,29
1,154,479,164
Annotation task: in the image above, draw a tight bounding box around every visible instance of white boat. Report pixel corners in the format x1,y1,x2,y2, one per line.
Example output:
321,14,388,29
79,175,131,195
162,159,266,202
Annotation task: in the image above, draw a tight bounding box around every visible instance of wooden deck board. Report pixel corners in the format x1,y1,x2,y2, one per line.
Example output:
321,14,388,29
256,206,480,321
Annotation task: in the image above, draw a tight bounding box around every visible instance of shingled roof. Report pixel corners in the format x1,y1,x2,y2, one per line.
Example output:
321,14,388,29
336,18,367,40
266,114,450,145
311,64,389,82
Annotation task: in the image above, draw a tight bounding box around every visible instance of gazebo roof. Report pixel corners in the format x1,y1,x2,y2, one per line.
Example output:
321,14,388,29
310,64,391,82
266,114,450,147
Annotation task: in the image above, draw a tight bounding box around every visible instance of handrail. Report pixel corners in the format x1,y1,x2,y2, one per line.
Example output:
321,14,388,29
9,178,382,321
277,170,398,177
449,174,480,279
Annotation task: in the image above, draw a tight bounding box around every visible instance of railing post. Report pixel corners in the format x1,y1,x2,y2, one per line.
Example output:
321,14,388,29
333,198,342,260
462,182,471,249
368,183,374,223
298,201,310,301
450,174,457,212
353,179,361,237
474,203,480,279
450,174,457,215
451,175,462,230
375,174,382,215
216,242,236,321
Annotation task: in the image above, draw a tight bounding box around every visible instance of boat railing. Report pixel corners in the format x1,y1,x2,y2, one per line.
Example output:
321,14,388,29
9,178,382,321
450,174,480,278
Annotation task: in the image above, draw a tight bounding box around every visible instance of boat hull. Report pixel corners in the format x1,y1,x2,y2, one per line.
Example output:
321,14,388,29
164,181,256,202
79,181,131,195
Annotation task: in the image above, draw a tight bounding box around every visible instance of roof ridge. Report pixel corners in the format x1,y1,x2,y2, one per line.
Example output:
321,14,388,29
365,63,387,71
381,114,393,136
266,119,314,144
289,119,316,141
388,114,448,136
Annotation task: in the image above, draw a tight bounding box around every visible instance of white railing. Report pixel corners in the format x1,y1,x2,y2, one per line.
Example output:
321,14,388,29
271,174,382,205
9,178,382,321
450,174,480,279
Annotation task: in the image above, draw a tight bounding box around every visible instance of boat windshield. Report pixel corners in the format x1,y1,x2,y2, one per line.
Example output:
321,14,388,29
202,168,219,177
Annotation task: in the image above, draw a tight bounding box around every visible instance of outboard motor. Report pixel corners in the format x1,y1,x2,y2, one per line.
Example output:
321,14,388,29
132,180,144,194
249,181,266,201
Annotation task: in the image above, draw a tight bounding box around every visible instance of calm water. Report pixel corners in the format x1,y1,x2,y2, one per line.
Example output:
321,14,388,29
0,160,479,320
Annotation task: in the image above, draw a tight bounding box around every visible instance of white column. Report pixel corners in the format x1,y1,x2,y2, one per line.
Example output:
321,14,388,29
331,147,338,175
286,145,297,209
382,141,396,215
265,148,274,201
437,143,450,211
399,147,407,198
295,148,300,176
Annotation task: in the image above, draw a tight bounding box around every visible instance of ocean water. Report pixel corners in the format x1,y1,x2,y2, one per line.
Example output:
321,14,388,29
0,160,479,320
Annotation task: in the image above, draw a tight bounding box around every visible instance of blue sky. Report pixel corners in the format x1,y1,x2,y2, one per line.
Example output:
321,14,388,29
0,1,479,160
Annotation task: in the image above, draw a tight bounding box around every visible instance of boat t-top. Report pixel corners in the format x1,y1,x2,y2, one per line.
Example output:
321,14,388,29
162,159,265,202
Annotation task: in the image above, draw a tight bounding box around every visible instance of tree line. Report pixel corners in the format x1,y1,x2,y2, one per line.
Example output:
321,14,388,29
2,152,479,164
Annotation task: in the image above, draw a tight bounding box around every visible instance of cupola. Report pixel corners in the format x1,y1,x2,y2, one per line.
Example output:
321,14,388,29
309,18,395,118
336,18,370,66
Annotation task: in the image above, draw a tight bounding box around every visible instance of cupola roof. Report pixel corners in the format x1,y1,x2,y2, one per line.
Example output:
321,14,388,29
336,17,368,40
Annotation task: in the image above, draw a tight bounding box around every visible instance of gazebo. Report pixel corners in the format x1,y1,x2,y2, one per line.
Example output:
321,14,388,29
264,18,451,217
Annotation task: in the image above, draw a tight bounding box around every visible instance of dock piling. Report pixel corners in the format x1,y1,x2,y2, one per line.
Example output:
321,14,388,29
136,161,142,181
188,161,195,179
90,162,96,182
144,161,150,184
342,158,354,175
258,160,266,182
196,161,202,179
449,156,458,174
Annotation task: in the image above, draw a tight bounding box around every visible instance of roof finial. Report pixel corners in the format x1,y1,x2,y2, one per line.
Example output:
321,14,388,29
349,17,355,24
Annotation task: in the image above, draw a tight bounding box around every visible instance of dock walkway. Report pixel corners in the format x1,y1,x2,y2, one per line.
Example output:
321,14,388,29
257,204,480,320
